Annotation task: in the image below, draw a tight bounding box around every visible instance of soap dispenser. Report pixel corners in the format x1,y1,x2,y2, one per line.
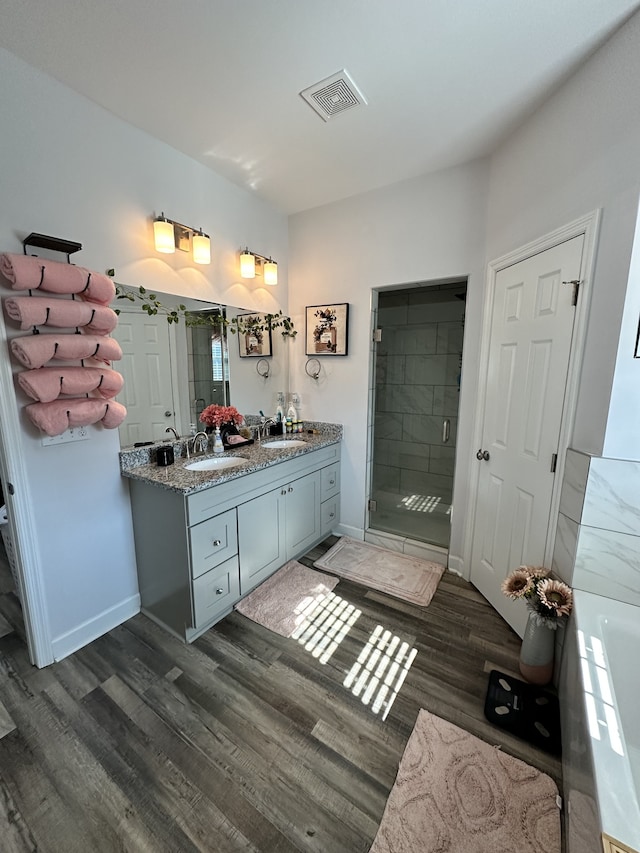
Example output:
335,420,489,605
213,427,224,455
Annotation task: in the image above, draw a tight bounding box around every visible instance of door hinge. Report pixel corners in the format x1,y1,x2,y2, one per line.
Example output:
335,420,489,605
551,453,558,473
562,279,582,307
368,498,377,511
373,328,382,343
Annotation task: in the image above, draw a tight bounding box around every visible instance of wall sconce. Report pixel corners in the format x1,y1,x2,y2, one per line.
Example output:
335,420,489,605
239,247,278,285
153,213,211,265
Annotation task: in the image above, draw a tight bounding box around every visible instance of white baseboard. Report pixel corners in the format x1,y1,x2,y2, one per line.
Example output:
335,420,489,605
447,554,465,578
51,594,141,662
334,523,364,540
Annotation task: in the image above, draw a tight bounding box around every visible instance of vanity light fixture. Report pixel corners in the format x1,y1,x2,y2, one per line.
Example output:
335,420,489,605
240,248,256,278
239,247,278,286
153,213,211,265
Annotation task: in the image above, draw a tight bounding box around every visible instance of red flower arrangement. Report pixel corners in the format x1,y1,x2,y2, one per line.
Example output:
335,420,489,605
199,405,243,429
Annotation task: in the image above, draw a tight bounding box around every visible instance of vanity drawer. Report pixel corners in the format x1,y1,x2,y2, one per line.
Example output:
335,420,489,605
320,463,340,500
189,508,238,579
321,496,339,536
192,556,240,629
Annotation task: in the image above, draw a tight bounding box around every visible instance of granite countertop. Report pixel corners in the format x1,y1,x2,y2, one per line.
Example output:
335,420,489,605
119,421,342,496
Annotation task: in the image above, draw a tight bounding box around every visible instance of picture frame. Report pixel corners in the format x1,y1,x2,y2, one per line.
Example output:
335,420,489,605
305,303,349,356
237,313,272,358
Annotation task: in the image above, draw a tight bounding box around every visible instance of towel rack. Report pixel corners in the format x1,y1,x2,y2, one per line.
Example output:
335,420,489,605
22,232,82,264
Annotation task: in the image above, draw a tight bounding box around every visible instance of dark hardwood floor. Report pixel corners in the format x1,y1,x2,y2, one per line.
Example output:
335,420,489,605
0,536,561,852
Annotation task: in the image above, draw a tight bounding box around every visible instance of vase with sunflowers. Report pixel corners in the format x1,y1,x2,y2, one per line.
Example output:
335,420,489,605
502,566,573,685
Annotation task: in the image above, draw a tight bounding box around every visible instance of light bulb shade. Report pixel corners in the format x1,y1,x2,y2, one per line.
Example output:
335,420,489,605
263,259,278,286
154,218,175,254
192,232,211,265
240,250,256,279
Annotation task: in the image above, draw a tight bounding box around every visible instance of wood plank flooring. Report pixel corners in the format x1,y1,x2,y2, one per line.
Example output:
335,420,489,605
0,536,562,852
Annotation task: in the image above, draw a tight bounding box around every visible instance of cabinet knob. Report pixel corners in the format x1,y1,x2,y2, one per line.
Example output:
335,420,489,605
212,539,222,547
215,587,224,595
288,486,294,493
329,512,335,519
329,479,335,485
281,489,287,495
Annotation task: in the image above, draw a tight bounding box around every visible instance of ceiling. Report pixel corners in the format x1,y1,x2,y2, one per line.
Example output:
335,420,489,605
1,0,639,214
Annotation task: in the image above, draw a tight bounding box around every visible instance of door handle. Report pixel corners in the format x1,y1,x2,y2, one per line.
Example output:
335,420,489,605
442,419,451,443
476,449,490,461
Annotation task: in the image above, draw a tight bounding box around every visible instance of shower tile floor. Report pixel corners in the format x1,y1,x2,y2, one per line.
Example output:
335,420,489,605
370,488,451,548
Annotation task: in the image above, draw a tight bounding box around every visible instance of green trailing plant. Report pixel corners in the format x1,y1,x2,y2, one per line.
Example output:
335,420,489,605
115,285,297,338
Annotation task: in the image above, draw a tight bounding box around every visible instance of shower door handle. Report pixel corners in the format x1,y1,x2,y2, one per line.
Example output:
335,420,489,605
442,419,451,443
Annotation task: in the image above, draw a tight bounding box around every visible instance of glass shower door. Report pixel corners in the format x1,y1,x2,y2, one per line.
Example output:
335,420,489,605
369,283,466,549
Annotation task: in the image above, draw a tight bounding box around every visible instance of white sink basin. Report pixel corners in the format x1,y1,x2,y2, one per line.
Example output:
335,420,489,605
185,456,246,471
262,439,307,449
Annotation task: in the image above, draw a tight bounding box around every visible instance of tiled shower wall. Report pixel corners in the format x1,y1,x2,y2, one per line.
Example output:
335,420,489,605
373,287,465,504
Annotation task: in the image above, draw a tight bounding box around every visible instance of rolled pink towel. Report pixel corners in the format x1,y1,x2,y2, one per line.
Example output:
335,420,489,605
18,366,124,403
25,398,127,436
4,296,118,335
0,253,115,306
10,334,123,369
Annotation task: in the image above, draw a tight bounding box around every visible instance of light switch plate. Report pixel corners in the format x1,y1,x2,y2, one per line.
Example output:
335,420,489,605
41,426,90,446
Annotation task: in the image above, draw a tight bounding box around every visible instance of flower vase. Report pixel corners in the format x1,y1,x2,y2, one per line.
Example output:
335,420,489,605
519,612,555,685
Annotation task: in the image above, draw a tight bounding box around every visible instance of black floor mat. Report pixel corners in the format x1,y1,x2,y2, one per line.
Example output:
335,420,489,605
484,669,561,755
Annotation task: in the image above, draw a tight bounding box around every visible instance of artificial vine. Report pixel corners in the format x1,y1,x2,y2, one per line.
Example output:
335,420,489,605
115,285,297,338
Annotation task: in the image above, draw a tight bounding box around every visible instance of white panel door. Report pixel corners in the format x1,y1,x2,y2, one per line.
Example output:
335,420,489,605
470,235,584,635
114,310,177,445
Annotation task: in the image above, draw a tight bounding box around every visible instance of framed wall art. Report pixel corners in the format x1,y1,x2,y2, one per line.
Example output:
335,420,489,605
237,313,272,358
305,303,349,356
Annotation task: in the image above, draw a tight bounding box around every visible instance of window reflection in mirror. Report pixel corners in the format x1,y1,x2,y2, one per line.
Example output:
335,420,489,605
186,306,230,422
113,286,288,447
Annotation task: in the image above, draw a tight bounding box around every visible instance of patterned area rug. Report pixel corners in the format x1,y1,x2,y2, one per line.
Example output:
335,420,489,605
234,560,339,638
313,537,444,607
370,710,561,853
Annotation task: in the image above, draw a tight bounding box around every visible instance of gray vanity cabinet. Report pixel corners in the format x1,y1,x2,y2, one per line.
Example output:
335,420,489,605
237,469,321,594
127,441,340,643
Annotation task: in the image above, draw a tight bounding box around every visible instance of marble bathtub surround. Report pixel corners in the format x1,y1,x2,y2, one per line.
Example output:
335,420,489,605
552,448,640,609
582,456,640,536
558,448,591,523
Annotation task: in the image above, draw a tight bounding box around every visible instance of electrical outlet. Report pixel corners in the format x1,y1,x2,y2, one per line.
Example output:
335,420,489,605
41,426,91,446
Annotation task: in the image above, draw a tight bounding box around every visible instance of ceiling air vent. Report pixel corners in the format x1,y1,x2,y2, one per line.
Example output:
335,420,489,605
300,69,367,122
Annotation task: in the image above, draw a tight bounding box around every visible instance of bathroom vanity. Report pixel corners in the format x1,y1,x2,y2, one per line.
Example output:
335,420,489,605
120,426,341,642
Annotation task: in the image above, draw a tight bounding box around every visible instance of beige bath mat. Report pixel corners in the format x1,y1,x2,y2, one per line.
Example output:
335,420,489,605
234,560,339,638
313,537,444,607
370,709,560,853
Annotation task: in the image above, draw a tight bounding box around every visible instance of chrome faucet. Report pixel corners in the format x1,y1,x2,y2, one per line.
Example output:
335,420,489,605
187,431,209,458
165,427,180,440
260,417,276,439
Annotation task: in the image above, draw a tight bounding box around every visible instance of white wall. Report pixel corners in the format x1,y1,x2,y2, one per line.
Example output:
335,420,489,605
602,199,640,459
0,48,288,661
288,159,491,569
288,9,640,574
485,11,640,458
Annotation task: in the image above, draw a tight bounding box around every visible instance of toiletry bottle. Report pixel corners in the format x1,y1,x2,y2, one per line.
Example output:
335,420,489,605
213,427,224,455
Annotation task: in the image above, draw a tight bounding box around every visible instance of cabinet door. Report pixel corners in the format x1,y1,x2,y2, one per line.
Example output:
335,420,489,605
189,508,238,579
285,471,321,560
320,495,339,537
320,463,340,501
192,556,240,629
238,487,285,594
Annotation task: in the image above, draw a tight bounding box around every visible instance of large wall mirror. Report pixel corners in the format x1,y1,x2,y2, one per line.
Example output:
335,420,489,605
113,286,289,446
